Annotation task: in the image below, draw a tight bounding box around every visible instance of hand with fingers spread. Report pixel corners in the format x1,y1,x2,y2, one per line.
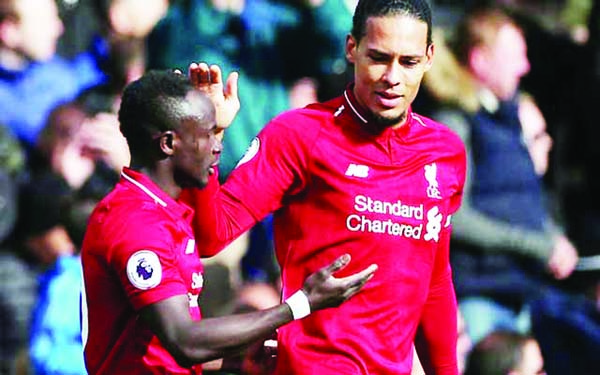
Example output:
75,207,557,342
187,62,240,131
300,254,377,313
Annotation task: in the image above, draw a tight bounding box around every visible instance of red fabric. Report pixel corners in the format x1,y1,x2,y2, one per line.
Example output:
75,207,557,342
190,88,466,374
82,168,204,374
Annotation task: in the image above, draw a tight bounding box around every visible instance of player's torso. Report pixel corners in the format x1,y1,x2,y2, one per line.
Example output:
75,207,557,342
82,179,204,375
273,110,462,374
275,112,460,285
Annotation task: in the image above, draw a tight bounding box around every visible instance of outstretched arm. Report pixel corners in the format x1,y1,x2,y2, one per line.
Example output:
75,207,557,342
139,254,377,372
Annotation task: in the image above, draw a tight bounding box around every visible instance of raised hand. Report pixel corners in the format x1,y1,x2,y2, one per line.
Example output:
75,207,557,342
78,112,130,172
548,235,578,280
302,254,377,312
187,62,240,131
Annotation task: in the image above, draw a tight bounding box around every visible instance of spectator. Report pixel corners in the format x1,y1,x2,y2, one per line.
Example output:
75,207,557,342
82,0,168,108
0,0,105,150
423,5,579,345
464,330,545,375
11,96,129,374
0,123,35,375
148,0,314,180
186,0,467,373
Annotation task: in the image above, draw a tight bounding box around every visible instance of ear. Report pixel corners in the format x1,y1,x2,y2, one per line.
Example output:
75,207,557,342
468,46,488,78
345,34,357,64
158,131,175,156
423,43,435,73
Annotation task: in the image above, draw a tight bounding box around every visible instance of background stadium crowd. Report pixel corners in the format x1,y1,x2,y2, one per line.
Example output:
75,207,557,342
0,0,599,374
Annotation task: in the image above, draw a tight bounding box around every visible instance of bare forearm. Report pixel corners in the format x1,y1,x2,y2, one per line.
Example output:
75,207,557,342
174,305,292,365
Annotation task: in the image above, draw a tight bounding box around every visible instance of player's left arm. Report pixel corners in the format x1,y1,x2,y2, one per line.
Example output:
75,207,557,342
414,224,458,375
415,150,465,375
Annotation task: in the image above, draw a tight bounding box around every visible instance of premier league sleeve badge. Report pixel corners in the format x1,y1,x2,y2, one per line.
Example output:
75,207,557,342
127,250,162,290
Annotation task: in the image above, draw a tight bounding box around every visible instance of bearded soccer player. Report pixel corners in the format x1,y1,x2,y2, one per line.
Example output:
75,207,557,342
79,70,377,374
186,0,467,374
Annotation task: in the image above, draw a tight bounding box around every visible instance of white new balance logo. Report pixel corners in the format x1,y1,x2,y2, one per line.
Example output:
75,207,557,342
345,164,369,178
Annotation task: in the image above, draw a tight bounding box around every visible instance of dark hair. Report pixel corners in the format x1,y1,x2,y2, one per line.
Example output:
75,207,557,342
91,0,112,27
464,330,533,375
0,0,18,23
118,70,193,157
351,0,432,45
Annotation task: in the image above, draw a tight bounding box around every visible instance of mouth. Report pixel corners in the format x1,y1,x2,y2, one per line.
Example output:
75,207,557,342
208,160,219,176
375,91,403,108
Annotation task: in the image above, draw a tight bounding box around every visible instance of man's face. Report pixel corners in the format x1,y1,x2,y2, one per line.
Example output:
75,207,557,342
475,23,530,101
113,0,169,38
346,14,433,129
515,339,546,375
12,0,63,61
171,92,221,189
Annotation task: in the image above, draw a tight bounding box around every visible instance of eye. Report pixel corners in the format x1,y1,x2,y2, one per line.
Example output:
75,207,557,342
369,52,388,63
400,58,420,67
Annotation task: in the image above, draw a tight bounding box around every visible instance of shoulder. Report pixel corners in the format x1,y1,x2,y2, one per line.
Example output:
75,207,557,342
86,192,177,264
412,112,466,152
262,98,343,139
425,107,472,142
91,188,173,238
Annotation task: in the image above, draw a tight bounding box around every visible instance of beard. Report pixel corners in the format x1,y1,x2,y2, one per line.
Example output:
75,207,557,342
370,110,407,132
174,168,207,190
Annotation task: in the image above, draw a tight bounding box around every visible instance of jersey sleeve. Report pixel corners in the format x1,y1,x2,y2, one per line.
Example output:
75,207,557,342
449,139,467,215
185,111,318,256
415,218,459,375
108,205,188,310
414,130,464,375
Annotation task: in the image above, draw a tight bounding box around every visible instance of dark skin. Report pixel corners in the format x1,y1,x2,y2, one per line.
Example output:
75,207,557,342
141,254,376,372
130,77,377,373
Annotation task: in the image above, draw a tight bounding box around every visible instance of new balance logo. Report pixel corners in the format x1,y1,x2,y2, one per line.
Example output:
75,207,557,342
345,164,369,178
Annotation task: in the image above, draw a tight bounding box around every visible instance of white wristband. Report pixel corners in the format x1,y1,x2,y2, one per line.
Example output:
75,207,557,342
284,290,311,320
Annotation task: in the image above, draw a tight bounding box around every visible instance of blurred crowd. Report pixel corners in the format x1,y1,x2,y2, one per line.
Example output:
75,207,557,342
0,0,599,374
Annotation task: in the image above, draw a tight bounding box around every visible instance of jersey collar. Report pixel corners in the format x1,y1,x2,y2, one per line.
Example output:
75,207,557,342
120,168,194,220
342,84,415,137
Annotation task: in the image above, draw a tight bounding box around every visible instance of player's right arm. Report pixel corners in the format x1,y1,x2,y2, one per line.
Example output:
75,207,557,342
138,254,377,372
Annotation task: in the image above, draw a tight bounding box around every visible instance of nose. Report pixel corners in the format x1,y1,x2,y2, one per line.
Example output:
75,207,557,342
520,57,530,77
382,63,402,86
212,137,223,155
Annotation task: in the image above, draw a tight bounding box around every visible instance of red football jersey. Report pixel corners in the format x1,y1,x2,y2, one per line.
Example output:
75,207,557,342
187,88,466,374
81,169,204,374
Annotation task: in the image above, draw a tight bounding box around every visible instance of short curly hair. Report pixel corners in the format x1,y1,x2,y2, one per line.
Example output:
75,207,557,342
118,70,194,157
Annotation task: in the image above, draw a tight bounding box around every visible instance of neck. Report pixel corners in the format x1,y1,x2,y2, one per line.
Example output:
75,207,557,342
136,159,181,199
0,47,28,70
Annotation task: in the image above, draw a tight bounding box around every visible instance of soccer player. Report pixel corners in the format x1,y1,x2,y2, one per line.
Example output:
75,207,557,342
80,70,377,374
187,0,467,373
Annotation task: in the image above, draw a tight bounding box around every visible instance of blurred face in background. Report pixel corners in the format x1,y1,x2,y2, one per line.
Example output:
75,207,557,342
510,338,545,375
110,0,168,38
471,23,530,101
6,0,64,62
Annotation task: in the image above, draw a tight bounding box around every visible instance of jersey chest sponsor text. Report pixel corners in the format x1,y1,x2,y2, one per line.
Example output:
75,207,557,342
345,194,446,242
